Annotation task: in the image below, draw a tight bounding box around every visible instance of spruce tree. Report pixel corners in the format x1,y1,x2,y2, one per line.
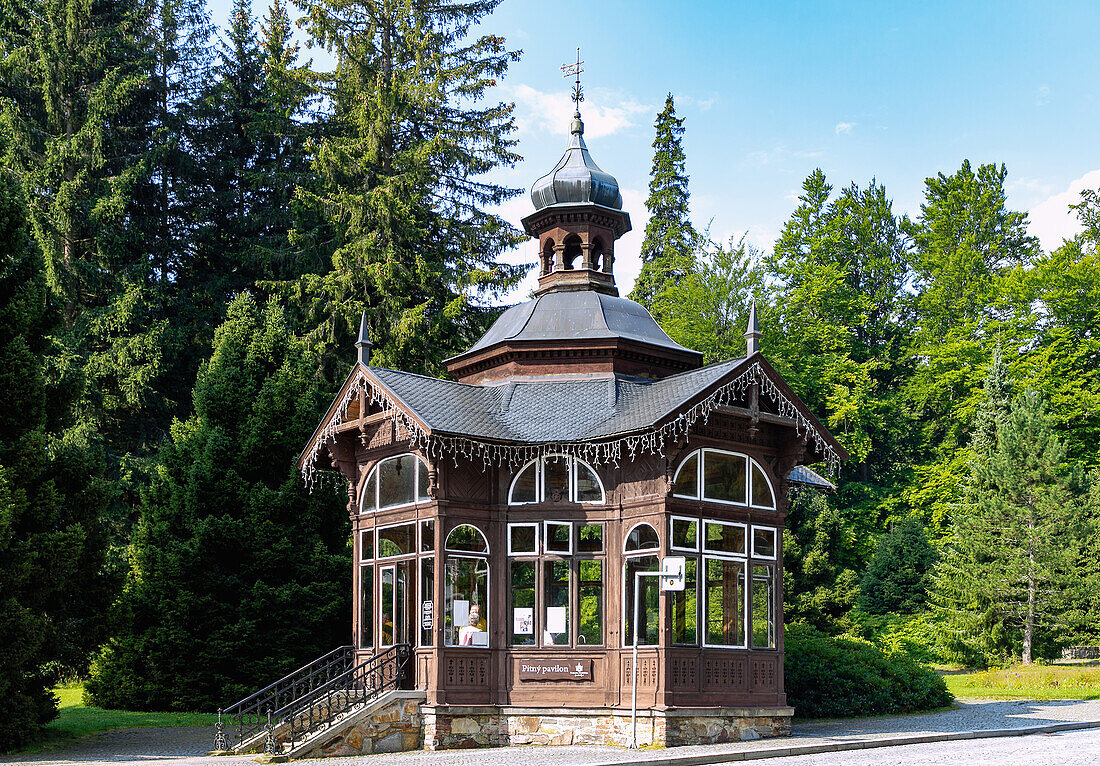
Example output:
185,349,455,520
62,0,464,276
85,294,349,711
858,518,937,615
631,94,696,311
931,389,1087,665
0,167,110,750
287,0,525,379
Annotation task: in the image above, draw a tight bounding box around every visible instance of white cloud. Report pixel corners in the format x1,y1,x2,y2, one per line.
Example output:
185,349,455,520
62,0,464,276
746,147,824,166
835,121,856,136
1036,84,1051,107
1027,169,1100,251
504,84,650,140
1008,176,1053,198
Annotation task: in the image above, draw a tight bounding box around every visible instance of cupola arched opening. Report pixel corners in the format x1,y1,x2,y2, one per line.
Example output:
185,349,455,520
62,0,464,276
590,237,605,271
562,234,582,270
541,237,555,275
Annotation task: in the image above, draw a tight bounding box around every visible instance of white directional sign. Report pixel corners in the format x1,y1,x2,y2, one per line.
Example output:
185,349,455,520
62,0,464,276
660,556,686,591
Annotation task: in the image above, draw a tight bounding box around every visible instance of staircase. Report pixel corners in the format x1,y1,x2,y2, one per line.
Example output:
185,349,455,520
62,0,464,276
214,644,412,756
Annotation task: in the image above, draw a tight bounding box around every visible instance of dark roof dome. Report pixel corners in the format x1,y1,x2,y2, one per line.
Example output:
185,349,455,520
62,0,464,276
465,290,694,356
530,112,623,211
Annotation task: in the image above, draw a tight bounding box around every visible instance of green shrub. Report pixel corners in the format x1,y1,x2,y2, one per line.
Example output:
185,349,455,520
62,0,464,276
785,624,953,718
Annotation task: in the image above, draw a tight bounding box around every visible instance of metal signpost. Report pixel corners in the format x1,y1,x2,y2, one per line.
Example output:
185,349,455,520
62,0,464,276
630,556,686,749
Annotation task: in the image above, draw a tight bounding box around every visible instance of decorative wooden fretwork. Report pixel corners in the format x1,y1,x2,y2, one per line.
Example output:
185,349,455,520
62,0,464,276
445,655,489,687
622,656,659,687
701,655,746,692
669,658,697,690
751,657,778,690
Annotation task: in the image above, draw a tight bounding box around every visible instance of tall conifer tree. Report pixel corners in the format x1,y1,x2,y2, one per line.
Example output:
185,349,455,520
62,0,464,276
288,0,525,379
632,94,696,311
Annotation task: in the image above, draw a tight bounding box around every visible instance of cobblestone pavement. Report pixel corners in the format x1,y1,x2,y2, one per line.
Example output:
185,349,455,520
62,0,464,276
2,699,1099,766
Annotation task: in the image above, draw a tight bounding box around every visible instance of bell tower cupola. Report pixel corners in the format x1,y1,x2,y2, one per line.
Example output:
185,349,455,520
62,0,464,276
521,52,631,297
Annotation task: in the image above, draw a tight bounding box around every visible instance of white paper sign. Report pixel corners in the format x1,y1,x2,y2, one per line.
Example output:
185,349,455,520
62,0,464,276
513,607,534,635
454,599,470,629
546,606,568,634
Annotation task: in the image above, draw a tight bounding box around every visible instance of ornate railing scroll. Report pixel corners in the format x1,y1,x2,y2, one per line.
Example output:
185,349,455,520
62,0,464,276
278,643,411,752
217,644,355,751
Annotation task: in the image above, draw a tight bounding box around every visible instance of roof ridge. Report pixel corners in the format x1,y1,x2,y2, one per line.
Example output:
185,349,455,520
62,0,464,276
370,366,483,389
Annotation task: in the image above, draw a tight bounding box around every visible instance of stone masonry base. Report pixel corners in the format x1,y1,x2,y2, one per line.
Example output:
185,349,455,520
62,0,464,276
421,705,794,750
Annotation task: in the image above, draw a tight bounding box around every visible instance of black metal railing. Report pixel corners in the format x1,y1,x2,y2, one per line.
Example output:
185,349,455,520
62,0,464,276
277,643,411,752
217,645,355,751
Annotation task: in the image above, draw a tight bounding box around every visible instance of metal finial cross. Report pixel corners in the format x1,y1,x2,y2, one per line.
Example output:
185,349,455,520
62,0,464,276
560,47,584,106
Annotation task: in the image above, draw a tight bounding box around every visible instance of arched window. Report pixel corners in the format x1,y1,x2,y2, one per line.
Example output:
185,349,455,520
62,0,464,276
508,454,605,505
590,237,605,271
672,449,775,509
444,524,490,648
361,454,430,513
446,524,489,554
562,234,581,270
623,522,660,552
622,522,660,647
541,238,555,275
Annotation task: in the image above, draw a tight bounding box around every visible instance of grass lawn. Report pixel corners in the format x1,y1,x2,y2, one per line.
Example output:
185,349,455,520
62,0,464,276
16,683,217,754
945,662,1100,700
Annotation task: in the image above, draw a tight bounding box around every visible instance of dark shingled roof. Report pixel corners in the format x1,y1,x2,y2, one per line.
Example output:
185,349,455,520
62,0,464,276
457,290,700,360
368,358,745,444
788,464,836,491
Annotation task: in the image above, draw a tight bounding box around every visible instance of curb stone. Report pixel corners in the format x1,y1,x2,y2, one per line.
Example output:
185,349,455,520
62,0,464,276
596,720,1100,766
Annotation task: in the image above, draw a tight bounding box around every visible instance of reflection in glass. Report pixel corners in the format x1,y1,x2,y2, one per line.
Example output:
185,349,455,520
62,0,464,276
510,560,536,645
360,529,374,560
445,556,489,647
625,523,659,552
420,519,434,552
752,564,775,648
446,524,488,553
673,453,699,497
420,557,434,646
509,524,537,554
671,518,698,550
751,462,775,508
753,527,776,558
378,523,414,558
543,560,570,645
705,557,745,647
542,456,570,501
703,451,747,504
624,555,660,645
379,455,417,508
577,524,603,553
672,557,698,645
574,461,603,502
703,521,745,555
579,560,603,645
359,565,373,649
511,462,537,504
545,522,571,554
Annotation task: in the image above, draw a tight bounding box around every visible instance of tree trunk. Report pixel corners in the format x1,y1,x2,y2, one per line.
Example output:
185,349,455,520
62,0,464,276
1023,512,1036,665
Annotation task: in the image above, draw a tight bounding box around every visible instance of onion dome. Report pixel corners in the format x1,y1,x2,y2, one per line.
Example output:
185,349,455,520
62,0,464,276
530,111,623,211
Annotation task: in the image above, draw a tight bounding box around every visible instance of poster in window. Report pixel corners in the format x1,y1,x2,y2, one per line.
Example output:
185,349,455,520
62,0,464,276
513,607,534,635
453,599,470,630
546,606,568,634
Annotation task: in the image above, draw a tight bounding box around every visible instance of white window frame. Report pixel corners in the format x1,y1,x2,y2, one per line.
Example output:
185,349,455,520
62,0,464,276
507,454,606,506
543,521,573,555
702,519,748,556
700,553,750,650
360,453,430,513
622,552,661,648
672,449,776,509
623,521,661,553
749,461,777,510
376,521,417,560
444,523,490,555
750,525,778,559
507,522,540,556
669,515,700,553
444,553,491,649
378,561,412,648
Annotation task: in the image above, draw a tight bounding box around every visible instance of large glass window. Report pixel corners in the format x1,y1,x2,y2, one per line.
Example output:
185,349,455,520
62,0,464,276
704,557,746,647
361,454,430,512
420,557,434,646
672,449,776,509
359,565,373,649
508,523,538,555
752,564,775,648
625,522,660,552
445,556,489,647
704,520,746,555
508,455,606,505
671,558,698,645
445,524,489,554
578,560,603,645
380,560,413,647
624,554,660,646
542,561,570,645
670,517,698,551
752,526,777,558
510,560,536,645
378,523,415,558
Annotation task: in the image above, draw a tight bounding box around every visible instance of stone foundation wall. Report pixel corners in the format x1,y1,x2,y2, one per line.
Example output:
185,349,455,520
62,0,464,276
421,705,793,750
294,692,425,759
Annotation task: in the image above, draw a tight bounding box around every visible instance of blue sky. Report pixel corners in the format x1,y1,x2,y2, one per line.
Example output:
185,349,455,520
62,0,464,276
208,0,1100,297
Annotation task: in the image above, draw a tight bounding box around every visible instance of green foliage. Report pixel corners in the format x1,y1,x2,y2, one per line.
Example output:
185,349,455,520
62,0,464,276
286,0,525,379
85,295,349,711
858,518,937,615
784,624,953,718
632,94,698,311
930,385,1089,666
0,172,110,751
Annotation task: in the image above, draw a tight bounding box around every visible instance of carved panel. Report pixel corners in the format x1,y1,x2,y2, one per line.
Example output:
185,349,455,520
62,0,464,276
621,655,658,687
669,657,697,690
751,656,778,691
445,655,489,687
446,459,489,502
701,655,746,692
617,455,664,500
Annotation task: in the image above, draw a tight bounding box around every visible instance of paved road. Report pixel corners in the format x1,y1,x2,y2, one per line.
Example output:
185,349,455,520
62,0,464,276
3,699,1099,766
